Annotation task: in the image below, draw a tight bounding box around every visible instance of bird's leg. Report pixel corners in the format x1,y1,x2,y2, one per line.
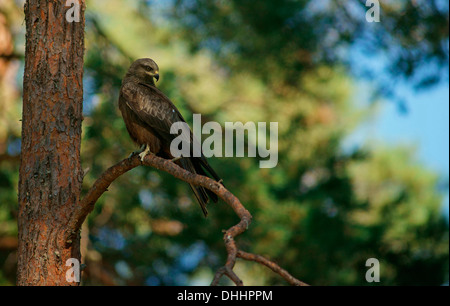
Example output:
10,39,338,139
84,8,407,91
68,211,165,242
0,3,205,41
139,144,152,162
128,144,146,159
171,156,182,162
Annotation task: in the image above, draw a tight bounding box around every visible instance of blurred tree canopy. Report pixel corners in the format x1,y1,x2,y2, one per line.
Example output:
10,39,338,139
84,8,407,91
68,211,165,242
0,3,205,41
0,0,448,285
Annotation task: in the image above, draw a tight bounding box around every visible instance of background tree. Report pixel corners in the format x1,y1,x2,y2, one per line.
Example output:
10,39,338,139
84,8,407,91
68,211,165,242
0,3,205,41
0,0,448,285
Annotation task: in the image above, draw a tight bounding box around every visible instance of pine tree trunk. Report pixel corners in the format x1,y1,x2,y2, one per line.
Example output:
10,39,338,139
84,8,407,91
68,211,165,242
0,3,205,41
17,0,85,286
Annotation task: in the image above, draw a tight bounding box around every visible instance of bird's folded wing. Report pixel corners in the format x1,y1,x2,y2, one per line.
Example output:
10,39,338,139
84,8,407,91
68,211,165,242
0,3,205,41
120,81,189,145
120,81,221,181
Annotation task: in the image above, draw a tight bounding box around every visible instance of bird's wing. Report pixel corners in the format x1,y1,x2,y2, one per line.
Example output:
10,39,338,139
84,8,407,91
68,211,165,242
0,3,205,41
120,80,222,182
120,81,189,144
142,83,222,182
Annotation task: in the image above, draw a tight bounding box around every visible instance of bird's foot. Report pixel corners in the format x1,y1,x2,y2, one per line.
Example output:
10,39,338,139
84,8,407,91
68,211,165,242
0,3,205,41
128,144,146,159
171,156,182,162
139,144,152,162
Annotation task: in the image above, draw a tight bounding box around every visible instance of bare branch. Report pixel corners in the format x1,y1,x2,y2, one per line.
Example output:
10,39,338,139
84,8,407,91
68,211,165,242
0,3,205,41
0,53,24,60
66,155,141,243
67,152,308,286
0,236,18,251
0,153,20,165
237,251,309,286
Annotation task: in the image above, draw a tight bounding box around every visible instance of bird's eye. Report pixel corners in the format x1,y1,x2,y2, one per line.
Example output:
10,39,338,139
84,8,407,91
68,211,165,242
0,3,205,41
145,66,152,72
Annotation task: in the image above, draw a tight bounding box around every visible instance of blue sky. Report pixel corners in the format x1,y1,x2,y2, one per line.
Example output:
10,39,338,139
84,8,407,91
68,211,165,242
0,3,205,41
375,82,449,178
375,82,449,218
346,78,449,219
343,33,449,219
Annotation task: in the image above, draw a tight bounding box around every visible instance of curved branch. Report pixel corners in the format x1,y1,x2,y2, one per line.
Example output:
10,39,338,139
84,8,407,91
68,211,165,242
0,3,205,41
237,251,309,286
67,153,308,286
66,155,142,243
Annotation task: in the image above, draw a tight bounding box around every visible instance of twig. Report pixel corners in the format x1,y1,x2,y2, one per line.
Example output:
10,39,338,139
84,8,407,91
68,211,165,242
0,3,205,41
0,153,20,164
0,53,24,60
237,251,309,286
67,153,308,286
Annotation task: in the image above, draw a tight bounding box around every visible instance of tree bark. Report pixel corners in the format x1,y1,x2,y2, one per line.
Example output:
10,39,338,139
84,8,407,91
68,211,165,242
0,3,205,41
17,0,85,286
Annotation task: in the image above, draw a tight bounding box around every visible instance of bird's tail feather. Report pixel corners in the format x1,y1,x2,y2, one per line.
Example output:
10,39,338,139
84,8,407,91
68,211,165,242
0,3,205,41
188,183,209,217
177,158,211,216
192,160,219,203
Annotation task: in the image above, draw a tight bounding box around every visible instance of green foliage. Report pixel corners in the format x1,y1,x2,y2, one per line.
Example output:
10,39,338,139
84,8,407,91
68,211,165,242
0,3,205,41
0,0,448,285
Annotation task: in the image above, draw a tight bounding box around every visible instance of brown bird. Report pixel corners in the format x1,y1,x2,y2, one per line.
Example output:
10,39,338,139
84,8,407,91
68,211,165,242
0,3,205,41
118,58,221,216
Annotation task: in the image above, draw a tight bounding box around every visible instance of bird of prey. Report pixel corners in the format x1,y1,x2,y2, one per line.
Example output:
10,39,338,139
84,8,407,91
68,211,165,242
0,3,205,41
118,58,221,216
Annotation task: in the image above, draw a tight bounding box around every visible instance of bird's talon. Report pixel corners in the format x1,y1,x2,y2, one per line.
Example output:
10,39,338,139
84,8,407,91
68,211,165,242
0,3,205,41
129,144,147,159
139,144,151,162
171,156,182,162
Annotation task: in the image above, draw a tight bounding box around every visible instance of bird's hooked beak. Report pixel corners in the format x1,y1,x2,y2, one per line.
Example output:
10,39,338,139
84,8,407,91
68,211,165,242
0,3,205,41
154,71,160,82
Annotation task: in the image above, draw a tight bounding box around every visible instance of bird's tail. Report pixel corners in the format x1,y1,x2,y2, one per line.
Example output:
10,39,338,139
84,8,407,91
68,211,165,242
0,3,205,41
176,157,220,217
188,183,209,217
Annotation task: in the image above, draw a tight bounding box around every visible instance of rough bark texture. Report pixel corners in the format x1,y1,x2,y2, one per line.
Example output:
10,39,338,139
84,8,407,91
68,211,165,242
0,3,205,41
17,0,85,286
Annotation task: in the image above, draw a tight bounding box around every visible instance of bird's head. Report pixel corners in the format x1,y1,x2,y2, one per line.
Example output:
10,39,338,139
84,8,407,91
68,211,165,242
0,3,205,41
127,58,160,85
